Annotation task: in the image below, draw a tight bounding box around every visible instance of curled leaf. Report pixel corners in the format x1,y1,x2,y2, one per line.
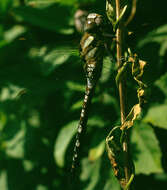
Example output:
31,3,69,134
131,55,147,88
120,104,141,130
106,126,125,182
106,126,134,189
117,52,147,130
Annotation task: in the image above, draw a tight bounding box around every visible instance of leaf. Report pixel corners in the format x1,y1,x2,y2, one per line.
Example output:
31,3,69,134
0,112,7,131
144,104,167,129
138,24,167,47
131,122,163,174
36,185,48,190
54,121,77,167
154,72,167,98
0,25,26,48
106,0,116,25
4,25,26,43
13,5,74,34
70,100,83,110
120,104,141,130
87,117,106,128
0,171,8,190
80,158,101,190
55,0,78,5
26,0,57,8
104,171,121,190
88,140,105,161
137,24,167,56
5,121,26,159
66,81,85,92
29,46,79,75
106,126,127,186
0,0,12,14
106,0,128,30
54,0,95,6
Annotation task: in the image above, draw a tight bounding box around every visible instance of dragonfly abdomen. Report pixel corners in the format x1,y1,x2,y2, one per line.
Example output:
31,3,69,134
72,85,94,170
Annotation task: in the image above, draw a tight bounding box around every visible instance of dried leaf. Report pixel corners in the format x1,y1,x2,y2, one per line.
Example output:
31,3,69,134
106,126,134,189
106,126,125,182
120,104,141,130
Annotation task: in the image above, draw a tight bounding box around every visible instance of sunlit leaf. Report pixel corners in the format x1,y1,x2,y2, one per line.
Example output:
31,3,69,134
144,104,167,129
54,121,77,167
4,25,26,43
131,122,163,174
26,0,57,8
88,140,105,161
29,46,79,75
66,81,85,92
0,171,8,190
5,121,26,159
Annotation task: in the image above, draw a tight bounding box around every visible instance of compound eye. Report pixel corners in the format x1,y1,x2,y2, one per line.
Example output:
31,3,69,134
95,16,103,26
87,20,92,25
84,18,96,31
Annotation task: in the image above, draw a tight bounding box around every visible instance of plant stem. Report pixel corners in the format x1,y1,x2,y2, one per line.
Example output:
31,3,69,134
115,0,131,189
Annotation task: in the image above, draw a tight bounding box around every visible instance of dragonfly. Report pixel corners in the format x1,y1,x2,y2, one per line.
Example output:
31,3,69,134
70,13,112,173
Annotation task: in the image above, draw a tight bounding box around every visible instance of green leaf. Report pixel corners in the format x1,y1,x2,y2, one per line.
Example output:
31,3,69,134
5,121,26,159
0,171,8,190
0,25,26,48
0,112,7,131
138,24,167,46
87,117,106,128
144,104,167,129
104,170,121,190
131,122,163,174
29,46,79,75
4,25,26,43
154,72,167,98
80,158,101,190
70,99,82,111
55,0,78,6
106,0,128,30
88,140,105,161
25,0,57,8
13,5,74,34
137,24,167,56
66,81,85,92
0,0,12,14
54,121,77,167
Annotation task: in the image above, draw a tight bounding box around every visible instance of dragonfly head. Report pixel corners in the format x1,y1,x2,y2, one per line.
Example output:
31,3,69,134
84,13,103,32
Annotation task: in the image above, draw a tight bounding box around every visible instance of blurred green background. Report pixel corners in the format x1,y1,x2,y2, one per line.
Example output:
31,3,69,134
0,0,167,189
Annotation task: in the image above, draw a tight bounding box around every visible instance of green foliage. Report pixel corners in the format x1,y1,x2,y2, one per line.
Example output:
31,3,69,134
106,0,129,30
131,122,163,174
0,0,167,189
54,120,77,167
